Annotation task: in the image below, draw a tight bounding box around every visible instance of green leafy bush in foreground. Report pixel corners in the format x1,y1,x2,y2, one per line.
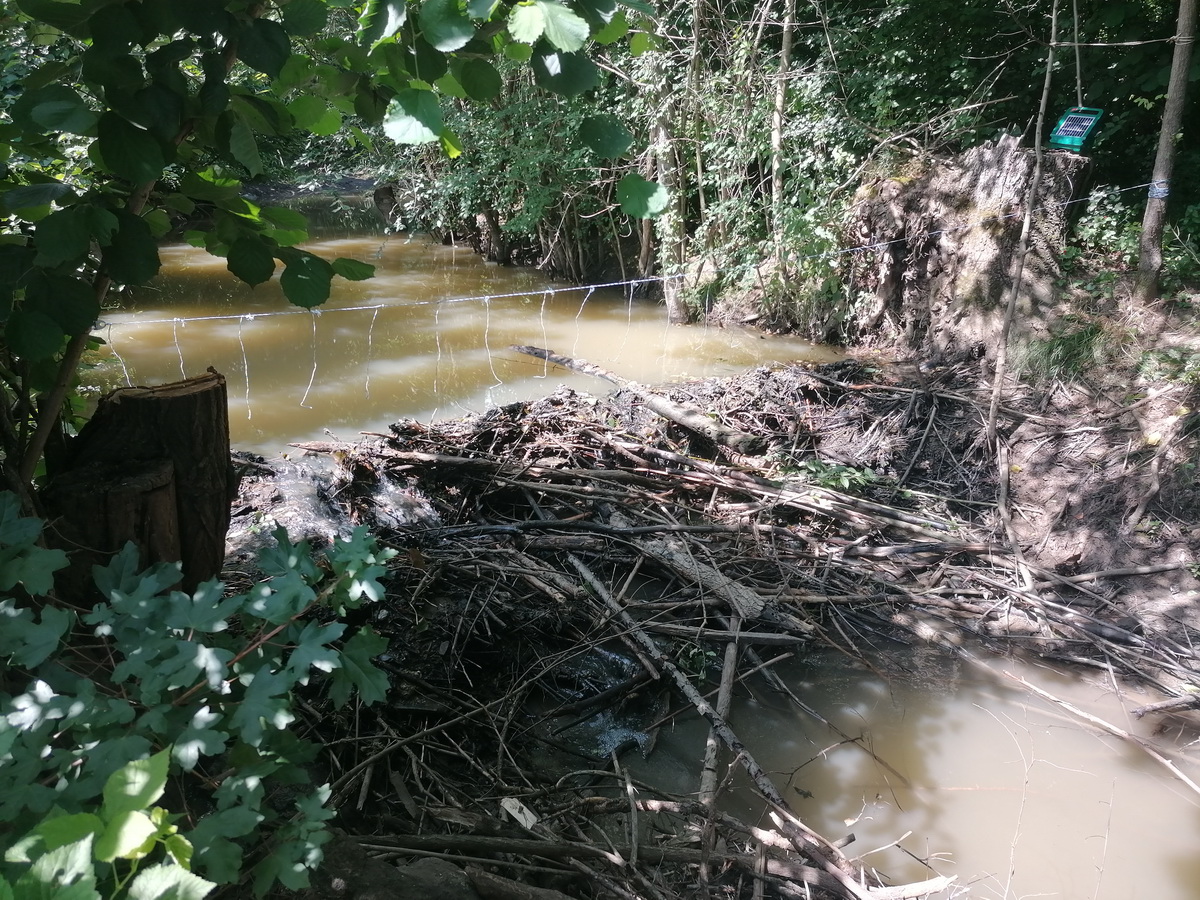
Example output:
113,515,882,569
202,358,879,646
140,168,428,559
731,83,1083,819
0,492,398,897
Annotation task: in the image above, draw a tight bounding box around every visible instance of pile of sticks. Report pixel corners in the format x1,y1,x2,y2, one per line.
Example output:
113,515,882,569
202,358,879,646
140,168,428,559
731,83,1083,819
286,352,1196,900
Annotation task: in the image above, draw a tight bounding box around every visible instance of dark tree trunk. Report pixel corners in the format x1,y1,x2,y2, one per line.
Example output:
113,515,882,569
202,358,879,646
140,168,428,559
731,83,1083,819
44,370,233,594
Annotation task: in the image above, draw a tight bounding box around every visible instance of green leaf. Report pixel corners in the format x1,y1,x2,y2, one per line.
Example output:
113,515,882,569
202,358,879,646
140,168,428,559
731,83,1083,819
179,168,242,202
537,0,589,51
279,250,334,308
27,272,100,337
434,71,468,99
96,112,168,184
33,207,93,268
238,19,292,78
127,863,215,900
467,0,495,18
593,9,628,44
228,670,296,747
617,172,669,217
458,58,502,100
6,309,65,362
504,40,533,61
95,809,157,862
226,114,263,177
531,47,599,96
629,29,654,55
419,0,475,51
288,95,329,130
0,600,72,666
356,0,407,48
175,706,229,771
382,89,444,145
329,627,389,707
508,3,544,43
103,211,161,285
282,0,328,36
10,85,98,136
3,182,75,214
579,113,633,157
37,813,104,851
227,237,277,287
439,127,463,158
102,749,171,818
332,258,375,280
20,836,96,900
285,620,345,684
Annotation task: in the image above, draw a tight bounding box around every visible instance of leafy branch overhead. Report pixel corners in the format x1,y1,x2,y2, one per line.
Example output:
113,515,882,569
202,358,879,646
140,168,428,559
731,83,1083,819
0,0,664,491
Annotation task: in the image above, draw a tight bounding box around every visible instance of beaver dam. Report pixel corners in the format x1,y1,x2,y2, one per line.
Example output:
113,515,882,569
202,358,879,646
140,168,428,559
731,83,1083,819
228,350,1200,900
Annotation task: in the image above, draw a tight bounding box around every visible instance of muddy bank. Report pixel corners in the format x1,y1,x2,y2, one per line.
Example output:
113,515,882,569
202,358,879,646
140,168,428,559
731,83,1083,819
227,351,1200,899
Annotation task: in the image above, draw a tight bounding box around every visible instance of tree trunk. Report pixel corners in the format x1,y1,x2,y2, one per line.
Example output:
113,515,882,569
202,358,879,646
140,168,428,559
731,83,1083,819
1135,0,1197,304
770,0,796,271
44,370,233,594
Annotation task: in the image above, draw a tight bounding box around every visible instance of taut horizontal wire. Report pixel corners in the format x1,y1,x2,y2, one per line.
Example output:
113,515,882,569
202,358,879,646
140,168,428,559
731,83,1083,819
99,180,1156,330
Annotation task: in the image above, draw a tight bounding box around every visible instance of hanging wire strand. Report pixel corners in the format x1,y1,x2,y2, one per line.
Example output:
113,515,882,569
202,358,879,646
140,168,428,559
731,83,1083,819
238,314,253,420
299,310,319,408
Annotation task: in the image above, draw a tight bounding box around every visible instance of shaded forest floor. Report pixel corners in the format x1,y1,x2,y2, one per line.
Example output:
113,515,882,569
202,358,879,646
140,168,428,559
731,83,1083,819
221,287,1200,899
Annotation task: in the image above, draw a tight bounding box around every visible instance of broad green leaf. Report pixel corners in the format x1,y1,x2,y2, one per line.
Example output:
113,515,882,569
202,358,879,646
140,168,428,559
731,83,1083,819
33,207,92,268
103,211,161,285
127,863,215,900
282,0,328,36
279,250,334,308
579,114,633,157
96,113,168,184
308,106,343,137
27,272,100,336
531,47,599,97
6,309,64,361
12,0,93,33
262,207,309,230
276,54,316,91
37,813,104,851
382,89,443,145
356,0,407,48
174,706,229,771
102,749,171,817
407,34,449,80
537,0,589,52
226,114,263,177
459,58,502,100
508,3,544,43
593,9,629,44
0,599,71,666
163,834,195,870
629,29,654,55
143,208,173,238
329,627,389,707
288,95,329,131
227,237,277,287
0,491,44,547
617,172,669,217
284,620,345,684
228,670,295,747
467,0,495,18
180,168,242,202
419,0,475,51
94,809,157,863
331,258,375,280
10,85,97,136
21,836,96,900
3,182,74,215
439,127,463,159
434,72,468,99
504,41,533,61
237,18,291,78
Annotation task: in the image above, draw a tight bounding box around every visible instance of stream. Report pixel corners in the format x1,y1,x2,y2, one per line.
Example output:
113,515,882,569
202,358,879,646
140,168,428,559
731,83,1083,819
87,206,1200,899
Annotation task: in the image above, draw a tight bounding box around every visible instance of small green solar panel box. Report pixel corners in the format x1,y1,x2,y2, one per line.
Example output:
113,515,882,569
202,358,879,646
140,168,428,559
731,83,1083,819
1048,106,1104,152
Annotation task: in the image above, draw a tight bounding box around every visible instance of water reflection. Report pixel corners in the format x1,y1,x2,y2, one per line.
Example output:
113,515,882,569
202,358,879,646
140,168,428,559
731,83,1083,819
627,647,1200,898
90,235,839,456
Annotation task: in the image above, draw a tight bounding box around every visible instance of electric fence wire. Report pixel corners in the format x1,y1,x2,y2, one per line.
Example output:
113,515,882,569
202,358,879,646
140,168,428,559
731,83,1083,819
98,179,1159,335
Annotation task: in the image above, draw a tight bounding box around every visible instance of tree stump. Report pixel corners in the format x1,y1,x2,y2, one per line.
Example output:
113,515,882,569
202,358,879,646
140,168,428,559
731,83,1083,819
44,370,232,594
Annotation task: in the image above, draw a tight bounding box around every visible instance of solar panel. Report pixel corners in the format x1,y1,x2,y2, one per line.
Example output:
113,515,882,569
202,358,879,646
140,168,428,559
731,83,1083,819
1049,107,1103,152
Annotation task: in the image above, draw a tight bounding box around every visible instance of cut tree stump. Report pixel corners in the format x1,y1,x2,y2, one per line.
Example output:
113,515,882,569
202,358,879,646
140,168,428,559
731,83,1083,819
44,369,233,594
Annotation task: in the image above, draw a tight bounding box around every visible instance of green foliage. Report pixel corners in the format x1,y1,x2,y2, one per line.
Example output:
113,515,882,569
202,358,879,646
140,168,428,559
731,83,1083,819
0,491,399,896
0,0,647,489
1019,316,1127,384
1138,346,1200,385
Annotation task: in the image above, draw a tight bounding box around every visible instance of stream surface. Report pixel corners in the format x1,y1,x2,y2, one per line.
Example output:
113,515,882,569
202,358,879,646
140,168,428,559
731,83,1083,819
89,209,1200,899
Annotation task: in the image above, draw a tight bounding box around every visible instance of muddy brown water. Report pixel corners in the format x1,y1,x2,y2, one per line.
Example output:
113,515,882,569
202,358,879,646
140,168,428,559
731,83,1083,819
89,222,1200,899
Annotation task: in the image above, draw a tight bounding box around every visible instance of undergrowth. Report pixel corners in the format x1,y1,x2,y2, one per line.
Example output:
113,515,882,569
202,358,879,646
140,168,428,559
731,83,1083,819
0,492,398,899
